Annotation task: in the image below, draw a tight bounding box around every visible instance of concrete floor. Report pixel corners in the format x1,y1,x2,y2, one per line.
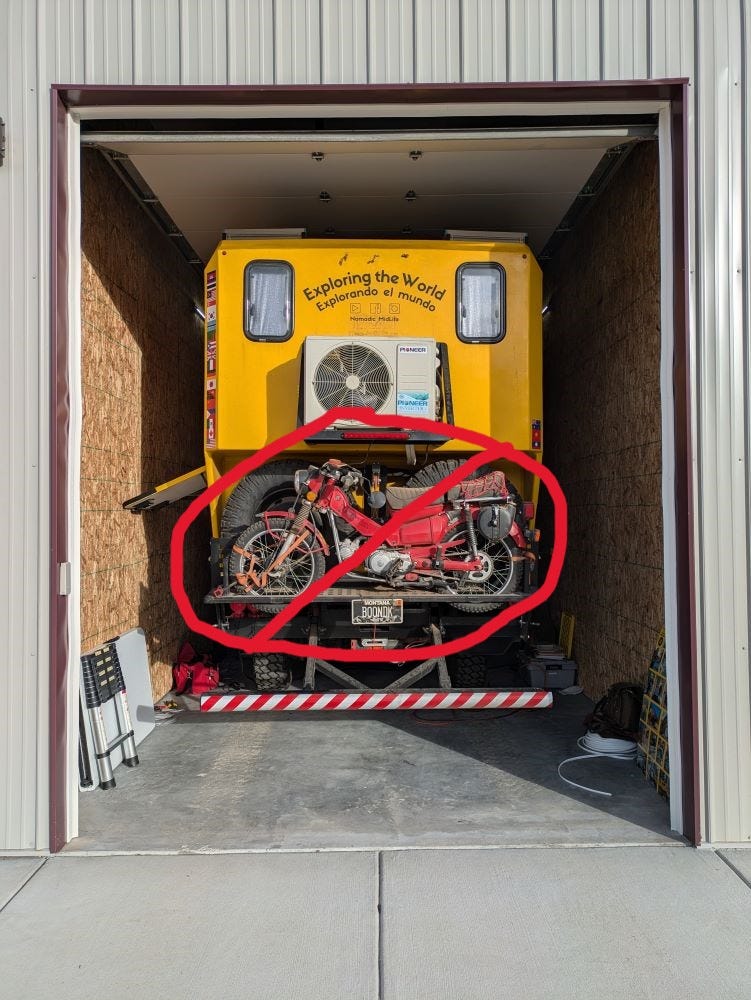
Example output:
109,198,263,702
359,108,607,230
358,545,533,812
70,694,674,852
720,849,751,886
0,858,44,909
2,845,751,999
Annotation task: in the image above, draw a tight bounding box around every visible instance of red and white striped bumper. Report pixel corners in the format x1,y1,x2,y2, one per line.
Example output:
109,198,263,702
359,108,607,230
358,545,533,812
200,690,553,712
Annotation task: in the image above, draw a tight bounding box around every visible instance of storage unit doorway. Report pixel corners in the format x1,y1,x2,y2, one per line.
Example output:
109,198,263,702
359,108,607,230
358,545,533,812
50,82,693,851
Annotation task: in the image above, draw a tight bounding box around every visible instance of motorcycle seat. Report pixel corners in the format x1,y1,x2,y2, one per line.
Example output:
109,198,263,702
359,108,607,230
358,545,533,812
385,485,461,509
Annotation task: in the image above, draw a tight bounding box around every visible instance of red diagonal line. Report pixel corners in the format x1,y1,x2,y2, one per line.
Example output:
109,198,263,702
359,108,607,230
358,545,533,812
303,693,326,708
273,692,300,710
246,694,271,709
349,692,377,709
475,691,498,708
324,692,350,710
250,446,503,646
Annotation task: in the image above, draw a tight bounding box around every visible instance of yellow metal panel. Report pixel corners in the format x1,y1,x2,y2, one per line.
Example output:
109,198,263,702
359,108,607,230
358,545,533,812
123,467,206,512
203,237,542,524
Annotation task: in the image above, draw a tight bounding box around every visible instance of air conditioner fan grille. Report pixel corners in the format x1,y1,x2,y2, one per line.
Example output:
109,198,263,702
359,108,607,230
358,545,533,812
312,343,393,412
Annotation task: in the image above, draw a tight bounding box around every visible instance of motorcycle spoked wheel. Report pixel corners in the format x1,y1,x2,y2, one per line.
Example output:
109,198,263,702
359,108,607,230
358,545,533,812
228,516,326,615
441,528,523,613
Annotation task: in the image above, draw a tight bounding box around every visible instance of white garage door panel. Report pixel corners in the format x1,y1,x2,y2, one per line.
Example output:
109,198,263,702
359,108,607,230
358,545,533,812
88,130,637,261
126,146,608,199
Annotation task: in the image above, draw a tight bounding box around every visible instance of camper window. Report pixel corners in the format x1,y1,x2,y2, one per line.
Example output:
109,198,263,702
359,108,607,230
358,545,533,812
244,261,294,341
456,263,505,343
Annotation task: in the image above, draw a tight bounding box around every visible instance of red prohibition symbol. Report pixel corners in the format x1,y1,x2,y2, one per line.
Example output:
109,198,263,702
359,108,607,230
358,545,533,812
170,407,568,663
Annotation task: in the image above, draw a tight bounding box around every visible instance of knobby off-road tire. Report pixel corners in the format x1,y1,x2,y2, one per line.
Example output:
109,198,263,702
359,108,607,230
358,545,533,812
406,458,491,491
445,532,523,613
452,653,487,687
406,458,523,508
228,517,326,615
252,653,291,691
221,460,301,538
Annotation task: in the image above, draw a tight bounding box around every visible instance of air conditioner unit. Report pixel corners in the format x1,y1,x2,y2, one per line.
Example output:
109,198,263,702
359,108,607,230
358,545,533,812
303,337,438,427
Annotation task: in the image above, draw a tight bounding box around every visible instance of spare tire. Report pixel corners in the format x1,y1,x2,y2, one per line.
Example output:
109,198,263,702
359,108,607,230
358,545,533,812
252,653,291,691
451,653,487,687
406,458,491,491
406,458,523,512
220,460,301,538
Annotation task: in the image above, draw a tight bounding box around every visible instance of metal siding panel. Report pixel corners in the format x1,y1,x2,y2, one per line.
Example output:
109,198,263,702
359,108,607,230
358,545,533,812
133,0,181,84
10,0,750,849
600,0,649,80
0,0,47,850
649,0,694,78
741,0,751,843
273,0,322,84
178,0,228,84
414,0,461,83
321,0,367,84
83,0,134,83
554,0,601,81
507,0,554,82
460,0,508,83
49,0,85,80
694,0,751,843
226,0,275,83
366,0,414,83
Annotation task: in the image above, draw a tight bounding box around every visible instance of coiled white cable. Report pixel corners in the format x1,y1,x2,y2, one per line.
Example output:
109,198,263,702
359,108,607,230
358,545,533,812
557,730,638,797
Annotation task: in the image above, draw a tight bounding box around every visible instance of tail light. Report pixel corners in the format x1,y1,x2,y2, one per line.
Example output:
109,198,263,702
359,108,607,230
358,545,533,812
341,431,410,441
523,501,536,521
531,419,542,450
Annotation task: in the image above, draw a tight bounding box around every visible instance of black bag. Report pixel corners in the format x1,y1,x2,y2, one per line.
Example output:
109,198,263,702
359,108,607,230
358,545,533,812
585,682,643,740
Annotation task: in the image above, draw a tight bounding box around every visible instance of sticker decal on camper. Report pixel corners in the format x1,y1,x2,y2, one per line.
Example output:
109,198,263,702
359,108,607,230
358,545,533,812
300,265,447,331
206,270,217,448
396,391,431,417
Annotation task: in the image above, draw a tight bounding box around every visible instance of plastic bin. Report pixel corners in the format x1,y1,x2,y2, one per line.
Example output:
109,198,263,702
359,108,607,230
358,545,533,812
522,658,577,689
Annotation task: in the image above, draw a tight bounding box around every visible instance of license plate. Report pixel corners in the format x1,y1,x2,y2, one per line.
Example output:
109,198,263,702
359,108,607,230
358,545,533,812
351,598,404,625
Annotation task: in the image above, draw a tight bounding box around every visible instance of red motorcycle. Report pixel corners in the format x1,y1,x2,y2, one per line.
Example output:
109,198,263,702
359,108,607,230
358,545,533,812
228,459,527,612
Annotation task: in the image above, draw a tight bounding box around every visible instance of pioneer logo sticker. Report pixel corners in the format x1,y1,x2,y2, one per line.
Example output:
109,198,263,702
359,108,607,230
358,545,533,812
396,391,431,416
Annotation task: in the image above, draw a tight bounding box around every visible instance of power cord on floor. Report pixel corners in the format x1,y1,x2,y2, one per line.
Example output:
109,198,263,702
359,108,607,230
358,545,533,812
410,708,524,725
557,731,638,797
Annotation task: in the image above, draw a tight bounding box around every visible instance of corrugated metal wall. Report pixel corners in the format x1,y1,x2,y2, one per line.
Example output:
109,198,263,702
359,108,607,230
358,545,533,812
30,0,700,86
1,0,749,847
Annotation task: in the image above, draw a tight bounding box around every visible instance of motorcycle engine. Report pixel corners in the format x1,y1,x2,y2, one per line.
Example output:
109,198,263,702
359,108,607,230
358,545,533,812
365,548,412,578
339,537,361,560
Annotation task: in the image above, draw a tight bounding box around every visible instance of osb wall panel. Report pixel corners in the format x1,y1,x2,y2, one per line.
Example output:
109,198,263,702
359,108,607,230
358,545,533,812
80,149,207,700
541,141,663,699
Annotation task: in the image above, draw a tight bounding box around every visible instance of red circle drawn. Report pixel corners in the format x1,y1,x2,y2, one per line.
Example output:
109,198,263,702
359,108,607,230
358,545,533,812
170,407,568,663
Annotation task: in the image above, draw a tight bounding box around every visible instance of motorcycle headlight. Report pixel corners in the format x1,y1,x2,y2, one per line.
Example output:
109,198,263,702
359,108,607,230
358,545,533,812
294,469,307,493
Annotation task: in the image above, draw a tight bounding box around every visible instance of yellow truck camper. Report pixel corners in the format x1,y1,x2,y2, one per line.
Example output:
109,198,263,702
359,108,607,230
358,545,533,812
201,236,542,530
127,233,545,691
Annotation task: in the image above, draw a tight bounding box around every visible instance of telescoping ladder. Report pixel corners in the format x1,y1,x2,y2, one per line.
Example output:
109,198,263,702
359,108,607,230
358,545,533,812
80,642,139,789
